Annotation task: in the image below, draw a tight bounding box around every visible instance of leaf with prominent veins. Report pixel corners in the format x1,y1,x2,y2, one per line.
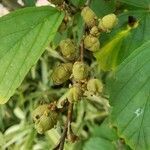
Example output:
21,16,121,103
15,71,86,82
109,41,150,150
0,6,64,104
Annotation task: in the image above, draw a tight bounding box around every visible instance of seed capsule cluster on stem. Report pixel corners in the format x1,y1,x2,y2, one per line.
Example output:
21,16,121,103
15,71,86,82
32,2,115,141
81,6,118,52
32,104,58,134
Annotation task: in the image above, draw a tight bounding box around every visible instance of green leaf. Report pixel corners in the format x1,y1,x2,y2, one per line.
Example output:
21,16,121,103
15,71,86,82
117,10,150,56
120,0,150,8
70,0,86,7
90,0,116,17
109,41,150,150
95,9,150,71
94,27,131,71
23,0,37,6
73,13,85,44
91,120,118,141
0,6,64,104
83,120,118,150
83,137,116,150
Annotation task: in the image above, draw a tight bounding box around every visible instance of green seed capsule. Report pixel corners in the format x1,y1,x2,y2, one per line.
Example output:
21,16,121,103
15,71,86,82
67,86,82,103
87,78,103,94
32,105,58,134
59,39,78,61
52,63,72,85
72,61,89,81
84,35,100,52
98,14,118,31
81,6,97,28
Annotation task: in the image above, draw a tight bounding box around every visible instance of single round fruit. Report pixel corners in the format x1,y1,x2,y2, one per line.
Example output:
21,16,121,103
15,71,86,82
59,39,78,61
72,61,89,81
52,63,72,85
67,86,82,103
98,14,118,31
84,35,100,52
81,6,97,28
87,78,103,94
32,104,58,134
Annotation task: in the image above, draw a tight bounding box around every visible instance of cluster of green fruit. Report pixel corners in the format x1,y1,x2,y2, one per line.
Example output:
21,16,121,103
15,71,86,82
32,39,103,133
82,6,118,52
51,37,103,102
32,104,58,134
32,4,117,135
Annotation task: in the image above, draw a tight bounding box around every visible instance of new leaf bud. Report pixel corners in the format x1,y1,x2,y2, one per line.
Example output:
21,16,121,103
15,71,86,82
87,78,103,94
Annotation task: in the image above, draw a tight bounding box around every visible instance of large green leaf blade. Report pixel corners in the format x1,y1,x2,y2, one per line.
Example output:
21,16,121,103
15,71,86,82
94,27,131,71
120,0,150,8
0,6,64,104
109,41,150,150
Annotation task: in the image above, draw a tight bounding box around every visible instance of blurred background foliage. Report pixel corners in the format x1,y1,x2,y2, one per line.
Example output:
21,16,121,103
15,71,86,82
0,0,147,149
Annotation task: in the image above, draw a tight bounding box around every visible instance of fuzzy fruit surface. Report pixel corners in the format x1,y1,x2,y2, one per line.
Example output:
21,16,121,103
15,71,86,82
72,61,89,81
59,39,77,61
84,35,100,52
81,6,97,28
52,63,72,85
98,13,118,31
67,86,82,103
32,104,58,134
87,78,103,94
90,26,100,37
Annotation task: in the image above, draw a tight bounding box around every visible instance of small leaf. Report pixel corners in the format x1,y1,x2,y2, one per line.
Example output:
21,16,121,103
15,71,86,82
109,41,150,150
0,6,64,104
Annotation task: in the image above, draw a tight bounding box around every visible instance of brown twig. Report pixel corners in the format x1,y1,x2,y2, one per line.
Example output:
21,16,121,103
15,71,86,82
80,40,84,62
53,102,73,150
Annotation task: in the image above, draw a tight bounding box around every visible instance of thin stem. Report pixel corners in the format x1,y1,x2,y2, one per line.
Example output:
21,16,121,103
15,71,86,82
80,40,84,62
53,102,73,150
